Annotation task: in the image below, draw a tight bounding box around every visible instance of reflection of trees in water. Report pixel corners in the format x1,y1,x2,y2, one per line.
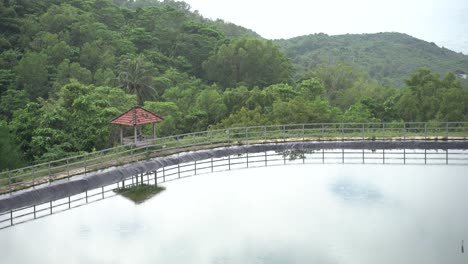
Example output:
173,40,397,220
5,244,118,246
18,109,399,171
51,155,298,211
276,149,320,161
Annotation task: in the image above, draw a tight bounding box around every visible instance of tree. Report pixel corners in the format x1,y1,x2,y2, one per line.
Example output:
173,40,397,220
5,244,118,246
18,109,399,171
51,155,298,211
39,4,82,34
203,38,293,88
143,101,182,136
215,107,267,128
341,102,380,123
54,59,92,91
15,51,50,99
80,40,116,73
0,88,29,120
269,97,338,124
196,86,227,124
299,77,325,100
173,21,224,77
116,54,158,105
11,82,137,162
312,63,364,103
0,121,25,170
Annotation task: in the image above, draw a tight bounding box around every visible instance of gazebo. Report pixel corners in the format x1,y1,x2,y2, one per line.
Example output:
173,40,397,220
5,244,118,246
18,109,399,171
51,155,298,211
111,106,164,145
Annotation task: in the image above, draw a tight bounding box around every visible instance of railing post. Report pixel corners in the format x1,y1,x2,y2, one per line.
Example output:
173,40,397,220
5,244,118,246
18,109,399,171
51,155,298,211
321,123,324,139
283,125,286,142
32,166,35,187
264,126,267,141
227,129,230,145
446,122,449,138
382,123,386,140
424,122,427,140
302,124,305,141
84,155,87,175
246,127,249,145
362,123,365,140
341,123,344,141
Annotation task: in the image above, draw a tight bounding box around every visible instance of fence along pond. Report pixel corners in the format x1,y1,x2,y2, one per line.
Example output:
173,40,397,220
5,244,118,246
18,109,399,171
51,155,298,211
1,146,467,230
1,121,468,194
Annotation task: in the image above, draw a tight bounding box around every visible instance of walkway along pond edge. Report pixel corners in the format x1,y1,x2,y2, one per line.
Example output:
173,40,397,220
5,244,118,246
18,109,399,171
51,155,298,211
1,140,468,213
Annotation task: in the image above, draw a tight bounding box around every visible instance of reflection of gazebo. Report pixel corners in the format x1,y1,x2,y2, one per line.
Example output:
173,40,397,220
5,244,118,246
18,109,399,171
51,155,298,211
111,106,164,145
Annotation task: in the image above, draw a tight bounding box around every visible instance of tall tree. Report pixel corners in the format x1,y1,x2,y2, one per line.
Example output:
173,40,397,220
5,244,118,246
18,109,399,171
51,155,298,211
116,54,158,105
15,51,50,99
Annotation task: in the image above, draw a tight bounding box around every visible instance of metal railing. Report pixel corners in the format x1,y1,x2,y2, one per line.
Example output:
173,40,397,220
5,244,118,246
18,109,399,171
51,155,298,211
1,148,467,230
1,121,467,193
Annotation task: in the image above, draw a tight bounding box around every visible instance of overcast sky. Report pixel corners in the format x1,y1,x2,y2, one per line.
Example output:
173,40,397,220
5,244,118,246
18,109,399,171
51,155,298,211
181,0,468,54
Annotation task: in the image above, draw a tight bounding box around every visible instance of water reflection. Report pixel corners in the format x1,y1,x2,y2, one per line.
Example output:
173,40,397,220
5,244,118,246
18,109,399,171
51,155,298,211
331,178,383,204
0,164,467,264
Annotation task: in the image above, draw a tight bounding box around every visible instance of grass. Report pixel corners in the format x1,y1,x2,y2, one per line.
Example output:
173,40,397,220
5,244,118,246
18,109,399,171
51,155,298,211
114,184,166,204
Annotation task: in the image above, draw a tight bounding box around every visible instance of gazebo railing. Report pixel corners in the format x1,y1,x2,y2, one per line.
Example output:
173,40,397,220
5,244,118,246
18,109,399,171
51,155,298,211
0,121,467,193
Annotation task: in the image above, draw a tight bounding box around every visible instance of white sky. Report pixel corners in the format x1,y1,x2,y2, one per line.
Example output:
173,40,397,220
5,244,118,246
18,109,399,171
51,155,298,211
181,0,468,54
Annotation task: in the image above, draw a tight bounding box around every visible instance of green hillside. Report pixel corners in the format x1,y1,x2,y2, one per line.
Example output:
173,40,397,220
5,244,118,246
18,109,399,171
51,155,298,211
275,32,468,87
0,0,467,170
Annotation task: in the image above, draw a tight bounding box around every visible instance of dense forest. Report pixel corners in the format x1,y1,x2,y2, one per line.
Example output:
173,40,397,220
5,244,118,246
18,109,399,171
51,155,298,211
0,0,467,170
275,33,468,87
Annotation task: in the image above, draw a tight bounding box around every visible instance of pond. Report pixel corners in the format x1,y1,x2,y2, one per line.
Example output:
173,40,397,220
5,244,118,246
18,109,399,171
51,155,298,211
0,163,467,264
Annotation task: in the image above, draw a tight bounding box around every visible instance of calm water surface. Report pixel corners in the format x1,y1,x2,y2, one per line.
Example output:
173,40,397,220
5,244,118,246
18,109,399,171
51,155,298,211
1,164,467,264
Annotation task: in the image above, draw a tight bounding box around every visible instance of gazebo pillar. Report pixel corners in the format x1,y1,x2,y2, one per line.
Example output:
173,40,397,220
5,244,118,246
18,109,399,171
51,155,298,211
153,123,156,141
120,125,123,145
134,125,137,145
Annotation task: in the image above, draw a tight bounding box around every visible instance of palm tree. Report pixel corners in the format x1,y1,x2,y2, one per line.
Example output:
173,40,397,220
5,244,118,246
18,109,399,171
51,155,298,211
116,55,158,105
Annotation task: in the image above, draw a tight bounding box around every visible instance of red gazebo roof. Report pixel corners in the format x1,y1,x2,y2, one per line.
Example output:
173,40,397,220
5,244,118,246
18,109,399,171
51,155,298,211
111,106,163,126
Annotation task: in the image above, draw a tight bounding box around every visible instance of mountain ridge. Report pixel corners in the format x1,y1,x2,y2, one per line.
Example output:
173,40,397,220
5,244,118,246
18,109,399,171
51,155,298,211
274,32,468,87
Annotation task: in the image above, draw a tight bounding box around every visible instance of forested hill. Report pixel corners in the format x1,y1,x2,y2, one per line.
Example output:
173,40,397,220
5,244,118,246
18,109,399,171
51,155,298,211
0,0,467,170
275,33,468,87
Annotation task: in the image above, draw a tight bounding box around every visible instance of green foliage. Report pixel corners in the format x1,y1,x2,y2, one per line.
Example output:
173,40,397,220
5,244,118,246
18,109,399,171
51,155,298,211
196,86,227,124
0,88,29,120
215,107,267,128
203,38,293,88
1,0,467,168
275,32,468,87
15,51,50,99
143,101,182,137
341,102,380,123
397,69,467,121
11,82,136,162
116,54,158,105
0,121,25,170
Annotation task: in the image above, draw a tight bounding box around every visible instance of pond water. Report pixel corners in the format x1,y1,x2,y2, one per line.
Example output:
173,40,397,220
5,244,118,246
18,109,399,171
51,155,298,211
0,164,467,264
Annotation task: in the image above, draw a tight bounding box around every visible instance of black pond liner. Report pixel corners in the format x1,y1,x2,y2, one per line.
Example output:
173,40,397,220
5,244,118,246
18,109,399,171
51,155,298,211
1,140,467,213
